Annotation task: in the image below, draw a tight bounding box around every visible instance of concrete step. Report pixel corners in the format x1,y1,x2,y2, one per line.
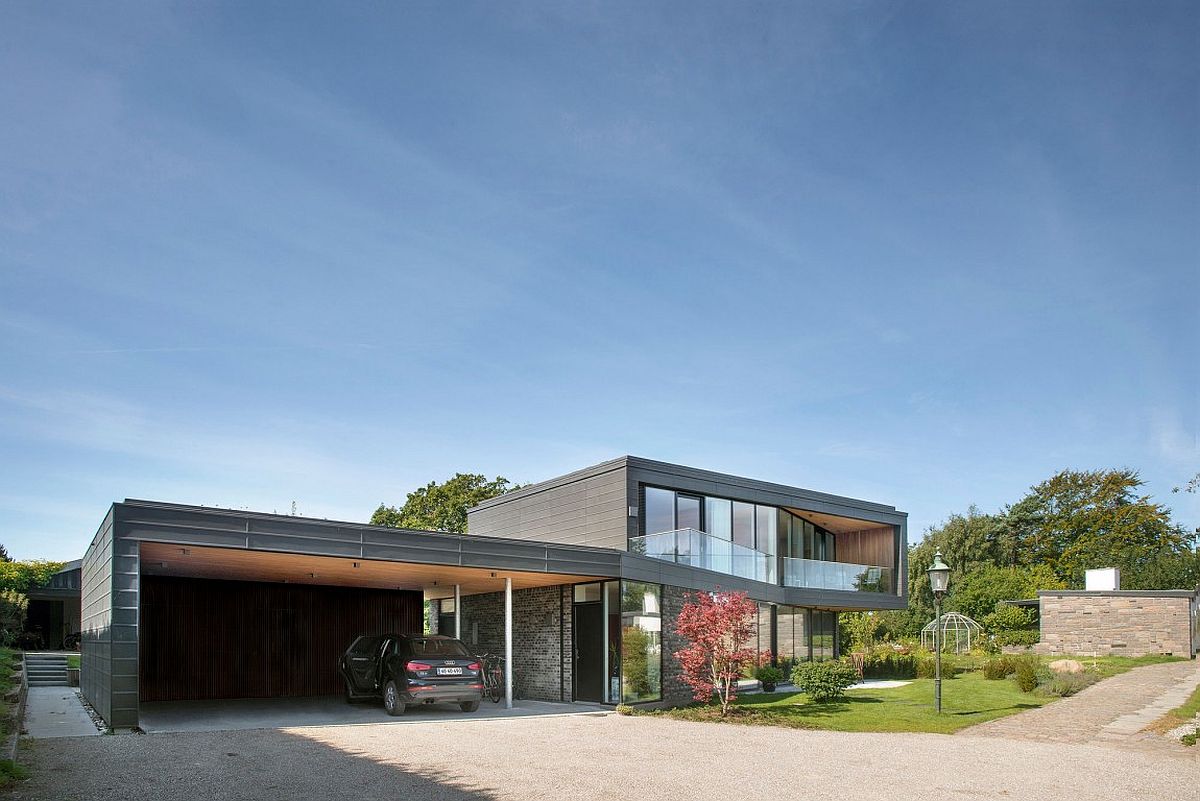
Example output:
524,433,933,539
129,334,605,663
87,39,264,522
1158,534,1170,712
28,679,69,687
28,672,68,679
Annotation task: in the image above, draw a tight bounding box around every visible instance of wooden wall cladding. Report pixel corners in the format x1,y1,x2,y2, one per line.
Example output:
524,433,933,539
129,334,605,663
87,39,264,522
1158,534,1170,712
834,526,896,568
139,575,423,702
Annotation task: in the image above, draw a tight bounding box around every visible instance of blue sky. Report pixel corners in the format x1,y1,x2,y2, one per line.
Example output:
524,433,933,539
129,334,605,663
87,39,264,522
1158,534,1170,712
1,2,1196,561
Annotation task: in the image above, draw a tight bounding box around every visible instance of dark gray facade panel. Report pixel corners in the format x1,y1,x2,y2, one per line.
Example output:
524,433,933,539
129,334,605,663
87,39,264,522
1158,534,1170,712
80,507,115,727
122,523,250,549
246,533,363,557
467,463,629,549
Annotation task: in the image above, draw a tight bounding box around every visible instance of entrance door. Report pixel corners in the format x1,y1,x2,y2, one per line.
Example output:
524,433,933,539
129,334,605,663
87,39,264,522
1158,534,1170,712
573,602,604,702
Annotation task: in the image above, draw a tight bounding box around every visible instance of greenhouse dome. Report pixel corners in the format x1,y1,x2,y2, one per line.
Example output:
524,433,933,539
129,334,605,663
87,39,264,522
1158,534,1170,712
920,612,984,654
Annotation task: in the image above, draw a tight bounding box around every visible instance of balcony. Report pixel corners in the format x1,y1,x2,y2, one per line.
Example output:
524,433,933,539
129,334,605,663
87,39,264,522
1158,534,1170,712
781,557,893,594
629,529,775,584
629,529,894,594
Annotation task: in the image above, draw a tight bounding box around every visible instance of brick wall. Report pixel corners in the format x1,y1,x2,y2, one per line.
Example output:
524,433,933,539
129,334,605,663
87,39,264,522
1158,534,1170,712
660,585,694,706
1035,592,1195,656
458,585,571,702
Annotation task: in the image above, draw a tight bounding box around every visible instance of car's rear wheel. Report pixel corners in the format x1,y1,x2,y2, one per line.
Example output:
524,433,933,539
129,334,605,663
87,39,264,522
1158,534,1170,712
460,700,480,713
383,681,404,716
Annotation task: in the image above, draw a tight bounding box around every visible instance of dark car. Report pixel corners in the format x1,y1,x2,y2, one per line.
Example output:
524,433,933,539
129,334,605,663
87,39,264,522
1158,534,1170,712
338,634,483,715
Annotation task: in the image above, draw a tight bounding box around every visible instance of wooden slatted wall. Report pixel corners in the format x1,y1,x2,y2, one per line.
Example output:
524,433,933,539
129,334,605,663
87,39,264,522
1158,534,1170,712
139,575,422,702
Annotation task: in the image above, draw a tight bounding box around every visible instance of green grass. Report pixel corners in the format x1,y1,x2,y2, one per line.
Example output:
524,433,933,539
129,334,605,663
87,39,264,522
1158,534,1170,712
1063,654,1183,680
66,654,80,670
636,654,1186,735
640,672,1052,734
0,760,27,788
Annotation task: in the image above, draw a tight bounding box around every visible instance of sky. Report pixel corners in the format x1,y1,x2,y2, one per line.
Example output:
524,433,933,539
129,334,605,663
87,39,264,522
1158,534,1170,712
1,2,1196,561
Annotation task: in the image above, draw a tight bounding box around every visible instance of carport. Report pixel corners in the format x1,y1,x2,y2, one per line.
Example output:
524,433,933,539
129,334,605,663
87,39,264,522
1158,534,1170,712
80,501,621,730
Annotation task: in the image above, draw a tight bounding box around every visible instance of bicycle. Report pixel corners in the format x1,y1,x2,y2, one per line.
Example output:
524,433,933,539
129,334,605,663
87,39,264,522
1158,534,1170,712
476,652,506,703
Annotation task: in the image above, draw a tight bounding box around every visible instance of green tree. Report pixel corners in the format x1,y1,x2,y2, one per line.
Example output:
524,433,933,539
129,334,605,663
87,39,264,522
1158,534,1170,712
371,473,523,533
1002,469,1195,586
949,564,1065,621
0,543,10,563
0,560,66,594
0,590,27,646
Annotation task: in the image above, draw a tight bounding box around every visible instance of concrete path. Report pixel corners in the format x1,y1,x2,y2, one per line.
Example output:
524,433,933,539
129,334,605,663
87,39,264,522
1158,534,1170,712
1100,660,1200,740
5,713,1195,801
963,658,1199,750
140,694,609,733
21,687,100,738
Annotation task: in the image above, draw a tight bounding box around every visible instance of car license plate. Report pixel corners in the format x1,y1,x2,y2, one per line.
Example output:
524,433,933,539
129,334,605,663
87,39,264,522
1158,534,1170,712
437,667,463,676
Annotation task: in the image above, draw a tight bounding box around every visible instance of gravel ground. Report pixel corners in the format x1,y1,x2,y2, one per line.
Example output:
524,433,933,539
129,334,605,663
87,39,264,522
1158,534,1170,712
6,713,1198,801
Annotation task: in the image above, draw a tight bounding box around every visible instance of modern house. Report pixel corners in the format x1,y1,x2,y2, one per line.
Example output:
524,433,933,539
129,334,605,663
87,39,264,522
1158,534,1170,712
25,560,82,650
79,456,907,729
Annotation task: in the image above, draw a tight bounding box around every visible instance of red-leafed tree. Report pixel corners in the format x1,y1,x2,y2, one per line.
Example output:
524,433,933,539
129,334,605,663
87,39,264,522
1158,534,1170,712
673,590,768,716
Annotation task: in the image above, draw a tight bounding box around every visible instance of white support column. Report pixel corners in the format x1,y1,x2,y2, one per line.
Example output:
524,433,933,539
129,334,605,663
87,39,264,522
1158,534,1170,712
504,576,513,709
454,584,461,640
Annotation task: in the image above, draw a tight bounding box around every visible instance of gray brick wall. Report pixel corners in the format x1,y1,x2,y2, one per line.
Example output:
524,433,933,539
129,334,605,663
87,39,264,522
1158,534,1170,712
458,585,572,702
661,585,694,706
1035,593,1194,656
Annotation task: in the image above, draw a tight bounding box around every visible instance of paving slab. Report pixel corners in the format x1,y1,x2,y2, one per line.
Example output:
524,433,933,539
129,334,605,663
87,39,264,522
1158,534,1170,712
21,688,101,738
963,658,1199,752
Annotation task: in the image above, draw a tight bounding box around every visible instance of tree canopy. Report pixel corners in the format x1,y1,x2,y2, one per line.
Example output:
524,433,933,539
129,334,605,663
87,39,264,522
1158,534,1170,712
877,467,1199,639
0,560,66,594
370,473,523,533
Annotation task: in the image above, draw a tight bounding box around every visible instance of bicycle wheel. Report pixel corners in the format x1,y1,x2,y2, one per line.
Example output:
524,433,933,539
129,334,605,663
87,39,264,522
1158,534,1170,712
489,668,503,703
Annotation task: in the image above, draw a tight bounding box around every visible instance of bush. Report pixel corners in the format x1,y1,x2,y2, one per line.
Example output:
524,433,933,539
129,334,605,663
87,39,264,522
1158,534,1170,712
861,651,918,679
980,604,1035,633
1014,657,1040,692
915,651,958,679
983,656,1017,680
755,665,784,690
792,660,860,703
0,591,27,647
1037,671,1097,697
615,704,635,716
994,629,1039,647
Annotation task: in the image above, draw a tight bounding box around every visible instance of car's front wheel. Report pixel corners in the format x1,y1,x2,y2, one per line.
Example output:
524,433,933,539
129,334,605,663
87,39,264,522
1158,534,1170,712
460,700,480,713
383,680,405,716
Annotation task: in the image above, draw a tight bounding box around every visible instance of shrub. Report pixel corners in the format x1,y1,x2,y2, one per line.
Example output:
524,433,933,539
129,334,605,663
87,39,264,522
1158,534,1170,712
861,651,918,679
614,704,635,716
755,665,784,690
0,590,28,647
1182,729,1197,747
792,660,860,703
1013,657,1040,692
982,656,1017,680
915,651,958,679
994,629,1039,647
1037,671,1097,697
980,604,1035,633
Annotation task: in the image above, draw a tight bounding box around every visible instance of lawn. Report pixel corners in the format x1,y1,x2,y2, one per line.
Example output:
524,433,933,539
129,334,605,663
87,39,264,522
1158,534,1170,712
66,654,80,670
641,672,1050,734
634,654,1184,735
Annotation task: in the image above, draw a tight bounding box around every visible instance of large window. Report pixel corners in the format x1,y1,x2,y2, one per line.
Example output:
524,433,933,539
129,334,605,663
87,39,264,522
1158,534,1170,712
644,488,675,540
620,582,662,703
812,611,836,661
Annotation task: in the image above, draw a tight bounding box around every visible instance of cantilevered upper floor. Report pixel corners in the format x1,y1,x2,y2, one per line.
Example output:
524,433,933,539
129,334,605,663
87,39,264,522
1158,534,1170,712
467,456,908,609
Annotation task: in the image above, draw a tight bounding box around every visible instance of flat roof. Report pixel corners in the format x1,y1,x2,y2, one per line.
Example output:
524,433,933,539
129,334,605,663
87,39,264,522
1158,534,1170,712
469,454,907,520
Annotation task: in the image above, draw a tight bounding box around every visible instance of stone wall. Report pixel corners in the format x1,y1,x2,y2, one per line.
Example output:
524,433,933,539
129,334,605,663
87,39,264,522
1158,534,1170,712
457,585,572,702
660,584,694,706
1035,592,1195,657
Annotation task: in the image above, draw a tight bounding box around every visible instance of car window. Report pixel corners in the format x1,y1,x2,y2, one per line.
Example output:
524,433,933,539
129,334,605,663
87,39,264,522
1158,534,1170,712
409,638,470,658
348,636,382,656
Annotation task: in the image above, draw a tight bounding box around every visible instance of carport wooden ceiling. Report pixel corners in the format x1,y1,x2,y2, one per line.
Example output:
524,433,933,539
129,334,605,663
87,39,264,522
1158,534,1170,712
138,542,600,599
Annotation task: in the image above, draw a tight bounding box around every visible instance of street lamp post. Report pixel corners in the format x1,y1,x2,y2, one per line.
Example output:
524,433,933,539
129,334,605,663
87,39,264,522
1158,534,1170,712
927,550,951,714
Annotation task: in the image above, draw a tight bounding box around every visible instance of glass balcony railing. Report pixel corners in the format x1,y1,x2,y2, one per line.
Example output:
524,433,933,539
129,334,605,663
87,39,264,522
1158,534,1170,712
781,557,893,593
629,529,776,584
629,530,895,593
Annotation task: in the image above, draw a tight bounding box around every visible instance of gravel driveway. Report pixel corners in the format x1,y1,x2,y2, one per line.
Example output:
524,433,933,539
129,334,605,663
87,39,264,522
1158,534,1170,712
6,713,1197,801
